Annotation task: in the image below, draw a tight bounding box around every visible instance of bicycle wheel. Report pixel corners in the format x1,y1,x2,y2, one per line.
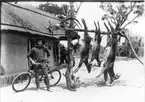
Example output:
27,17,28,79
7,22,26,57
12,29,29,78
48,69,61,86
12,72,31,92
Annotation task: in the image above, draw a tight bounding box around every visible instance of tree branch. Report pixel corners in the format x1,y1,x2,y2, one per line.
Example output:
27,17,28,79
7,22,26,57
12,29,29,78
76,2,83,15
116,6,121,25
120,2,136,26
62,7,68,16
110,19,117,26
120,31,144,65
122,14,139,28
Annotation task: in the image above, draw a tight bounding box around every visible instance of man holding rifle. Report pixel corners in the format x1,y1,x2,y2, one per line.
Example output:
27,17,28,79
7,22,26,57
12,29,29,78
27,39,50,91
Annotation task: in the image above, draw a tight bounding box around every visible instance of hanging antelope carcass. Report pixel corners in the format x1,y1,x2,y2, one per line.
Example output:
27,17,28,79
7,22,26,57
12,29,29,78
96,22,121,85
88,21,102,69
74,19,92,73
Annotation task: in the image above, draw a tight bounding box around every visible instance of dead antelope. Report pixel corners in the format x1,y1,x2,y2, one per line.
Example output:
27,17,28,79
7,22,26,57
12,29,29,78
96,22,121,85
88,21,102,68
74,19,92,73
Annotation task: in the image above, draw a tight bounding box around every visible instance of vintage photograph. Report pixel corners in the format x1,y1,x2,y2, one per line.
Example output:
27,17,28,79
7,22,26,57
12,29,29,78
0,1,144,102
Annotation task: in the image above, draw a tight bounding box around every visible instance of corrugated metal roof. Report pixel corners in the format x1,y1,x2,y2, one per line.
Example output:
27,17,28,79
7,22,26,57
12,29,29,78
1,3,65,38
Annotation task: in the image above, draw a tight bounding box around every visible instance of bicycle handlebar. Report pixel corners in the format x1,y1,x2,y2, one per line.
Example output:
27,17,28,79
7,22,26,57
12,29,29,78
29,58,49,65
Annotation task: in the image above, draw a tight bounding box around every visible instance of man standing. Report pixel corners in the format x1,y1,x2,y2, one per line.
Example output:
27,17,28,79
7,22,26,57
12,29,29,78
27,39,50,91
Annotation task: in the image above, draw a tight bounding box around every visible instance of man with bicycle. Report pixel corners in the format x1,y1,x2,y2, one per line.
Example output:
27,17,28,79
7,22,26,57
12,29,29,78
27,39,50,91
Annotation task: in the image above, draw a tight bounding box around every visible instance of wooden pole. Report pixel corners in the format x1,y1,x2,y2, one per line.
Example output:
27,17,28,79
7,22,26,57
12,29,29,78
63,28,125,37
1,23,125,37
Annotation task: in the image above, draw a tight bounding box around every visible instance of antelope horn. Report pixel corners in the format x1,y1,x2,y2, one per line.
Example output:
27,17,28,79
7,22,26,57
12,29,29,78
73,18,82,28
74,21,81,29
61,17,82,28
81,18,88,29
97,21,100,31
60,16,71,23
81,18,89,40
108,21,114,32
104,22,111,43
104,22,110,32
94,21,98,41
94,21,98,30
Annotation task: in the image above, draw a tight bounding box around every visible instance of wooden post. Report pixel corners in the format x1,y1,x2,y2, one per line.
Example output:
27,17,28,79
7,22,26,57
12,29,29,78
64,2,76,91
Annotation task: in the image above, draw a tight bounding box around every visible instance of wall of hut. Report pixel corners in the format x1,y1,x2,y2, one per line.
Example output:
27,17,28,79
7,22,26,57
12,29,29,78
0,30,56,75
1,31,28,74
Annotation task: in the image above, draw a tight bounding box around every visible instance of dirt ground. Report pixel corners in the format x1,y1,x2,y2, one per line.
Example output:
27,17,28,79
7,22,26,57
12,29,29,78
0,58,144,102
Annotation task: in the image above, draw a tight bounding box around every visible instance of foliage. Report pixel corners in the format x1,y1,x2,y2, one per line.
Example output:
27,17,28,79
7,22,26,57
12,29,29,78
38,2,82,29
38,3,69,19
100,2,144,29
100,2,144,62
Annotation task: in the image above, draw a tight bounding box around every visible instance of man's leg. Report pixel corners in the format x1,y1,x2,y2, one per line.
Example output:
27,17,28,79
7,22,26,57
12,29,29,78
34,65,40,90
60,55,64,64
64,56,67,64
41,65,50,91
60,57,63,64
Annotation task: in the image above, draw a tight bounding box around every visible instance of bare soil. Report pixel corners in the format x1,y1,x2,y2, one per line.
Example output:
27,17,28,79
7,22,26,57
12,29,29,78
0,58,144,102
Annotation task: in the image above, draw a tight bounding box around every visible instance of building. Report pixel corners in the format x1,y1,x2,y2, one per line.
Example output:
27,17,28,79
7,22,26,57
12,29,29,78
0,2,67,76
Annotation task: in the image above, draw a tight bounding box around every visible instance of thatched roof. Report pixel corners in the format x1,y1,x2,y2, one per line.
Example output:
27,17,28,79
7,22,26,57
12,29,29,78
1,2,65,38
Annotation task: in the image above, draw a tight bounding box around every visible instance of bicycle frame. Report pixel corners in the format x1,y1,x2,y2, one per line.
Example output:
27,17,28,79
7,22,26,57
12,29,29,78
28,63,52,80
12,63,61,92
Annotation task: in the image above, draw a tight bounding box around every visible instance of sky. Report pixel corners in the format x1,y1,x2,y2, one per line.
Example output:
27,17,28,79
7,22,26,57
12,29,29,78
14,2,145,47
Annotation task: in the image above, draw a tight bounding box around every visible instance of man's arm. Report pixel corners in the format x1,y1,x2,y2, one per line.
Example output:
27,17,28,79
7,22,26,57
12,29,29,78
27,48,36,64
27,49,33,58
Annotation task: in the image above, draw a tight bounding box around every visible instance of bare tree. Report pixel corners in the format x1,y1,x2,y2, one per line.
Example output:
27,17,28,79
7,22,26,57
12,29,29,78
61,2,82,91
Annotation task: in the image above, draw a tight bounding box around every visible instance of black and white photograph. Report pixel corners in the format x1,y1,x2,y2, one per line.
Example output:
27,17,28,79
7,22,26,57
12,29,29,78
0,1,144,102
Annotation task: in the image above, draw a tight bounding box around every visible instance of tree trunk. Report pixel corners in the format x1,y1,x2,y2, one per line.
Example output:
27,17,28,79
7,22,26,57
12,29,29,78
123,32,144,65
64,2,76,91
64,36,76,91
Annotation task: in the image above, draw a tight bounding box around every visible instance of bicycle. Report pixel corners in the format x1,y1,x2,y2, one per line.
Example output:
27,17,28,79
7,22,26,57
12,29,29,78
12,58,61,92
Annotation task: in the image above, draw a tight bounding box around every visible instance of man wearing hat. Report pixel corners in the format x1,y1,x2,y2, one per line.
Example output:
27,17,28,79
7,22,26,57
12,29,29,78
27,39,50,91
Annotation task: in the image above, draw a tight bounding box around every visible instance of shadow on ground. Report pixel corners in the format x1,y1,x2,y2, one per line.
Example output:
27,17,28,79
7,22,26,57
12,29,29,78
56,77,128,89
